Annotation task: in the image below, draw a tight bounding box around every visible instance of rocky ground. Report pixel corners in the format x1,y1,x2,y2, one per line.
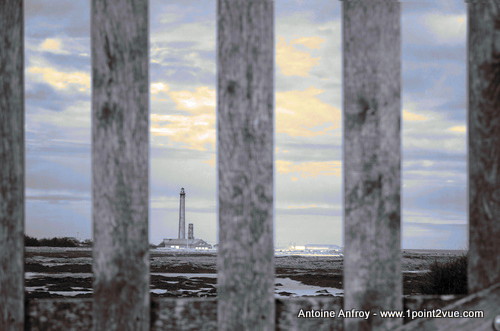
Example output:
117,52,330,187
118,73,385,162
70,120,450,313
25,247,465,299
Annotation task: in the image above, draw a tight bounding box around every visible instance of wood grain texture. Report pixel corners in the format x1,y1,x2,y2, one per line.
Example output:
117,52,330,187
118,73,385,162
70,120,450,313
396,283,500,331
466,0,500,293
91,0,149,330
25,296,465,330
403,294,465,324
0,0,24,330
342,1,402,330
276,297,343,331
27,299,93,331
152,298,217,331
217,0,275,330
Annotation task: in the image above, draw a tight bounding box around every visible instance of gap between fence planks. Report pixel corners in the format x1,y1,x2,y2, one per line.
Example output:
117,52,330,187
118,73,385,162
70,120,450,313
0,0,24,330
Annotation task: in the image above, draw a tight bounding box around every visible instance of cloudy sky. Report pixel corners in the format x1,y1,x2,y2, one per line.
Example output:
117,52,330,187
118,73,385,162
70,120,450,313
24,0,467,249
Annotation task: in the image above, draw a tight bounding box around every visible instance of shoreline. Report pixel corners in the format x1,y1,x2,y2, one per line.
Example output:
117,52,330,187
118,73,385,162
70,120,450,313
24,247,465,299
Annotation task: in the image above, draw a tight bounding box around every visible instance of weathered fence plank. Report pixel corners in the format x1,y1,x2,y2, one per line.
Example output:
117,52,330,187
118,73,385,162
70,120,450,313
276,297,343,331
466,0,500,293
27,299,93,331
217,0,275,330
342,0,402,330
0,0,24,330
91,0,149,330
26,296,467,330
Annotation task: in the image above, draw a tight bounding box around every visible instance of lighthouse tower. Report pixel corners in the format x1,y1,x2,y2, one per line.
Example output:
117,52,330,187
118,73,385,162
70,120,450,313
162,187,211,249
178,188,186,239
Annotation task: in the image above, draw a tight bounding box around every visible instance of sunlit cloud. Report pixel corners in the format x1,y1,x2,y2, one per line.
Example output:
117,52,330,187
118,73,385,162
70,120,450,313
423,14,466,44
151,113,215,151
403,109,428,122
150,86,216,151
40,38,65,53
168,86,215,115
27,66,90,92
276,160,341,178
291,36,325,49
276,87,340,137
448,125,466,133
276,37,321,77
151,81,170,95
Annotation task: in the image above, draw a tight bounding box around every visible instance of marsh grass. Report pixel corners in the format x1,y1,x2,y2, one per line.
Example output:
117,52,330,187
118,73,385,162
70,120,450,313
419,254,467,294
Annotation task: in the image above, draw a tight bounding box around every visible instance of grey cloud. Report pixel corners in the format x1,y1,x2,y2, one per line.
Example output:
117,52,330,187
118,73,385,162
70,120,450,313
403,149,465,162
26,140,90,156
276,77,317,92
276,0,340,23
403,184,467,215
39,52,90,72
150,156,215,202
402,222,467,249
403,158,466,175
25,0,90,39
276,141,341,163
26,156,91,193
151,205,214,214
276,176,342,207
150,60,215,87
402,64,465,106
25,0,84,18
27,194,90,203
151,146,213,160
26,82,89,113
276,206,340,217
433,102,467,123
404,44,465,63
275,214,343,247
401,1,465,15
26,199,91,239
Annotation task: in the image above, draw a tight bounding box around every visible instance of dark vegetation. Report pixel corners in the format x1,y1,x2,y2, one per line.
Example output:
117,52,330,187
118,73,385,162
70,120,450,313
25,235,81,247
25,235,157,248
419,255,467,294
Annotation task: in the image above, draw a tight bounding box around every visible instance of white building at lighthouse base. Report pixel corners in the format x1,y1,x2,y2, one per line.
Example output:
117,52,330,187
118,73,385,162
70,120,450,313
161,238,212,250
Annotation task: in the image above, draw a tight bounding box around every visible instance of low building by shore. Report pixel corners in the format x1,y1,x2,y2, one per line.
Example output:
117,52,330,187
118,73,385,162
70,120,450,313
161,238,212,250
